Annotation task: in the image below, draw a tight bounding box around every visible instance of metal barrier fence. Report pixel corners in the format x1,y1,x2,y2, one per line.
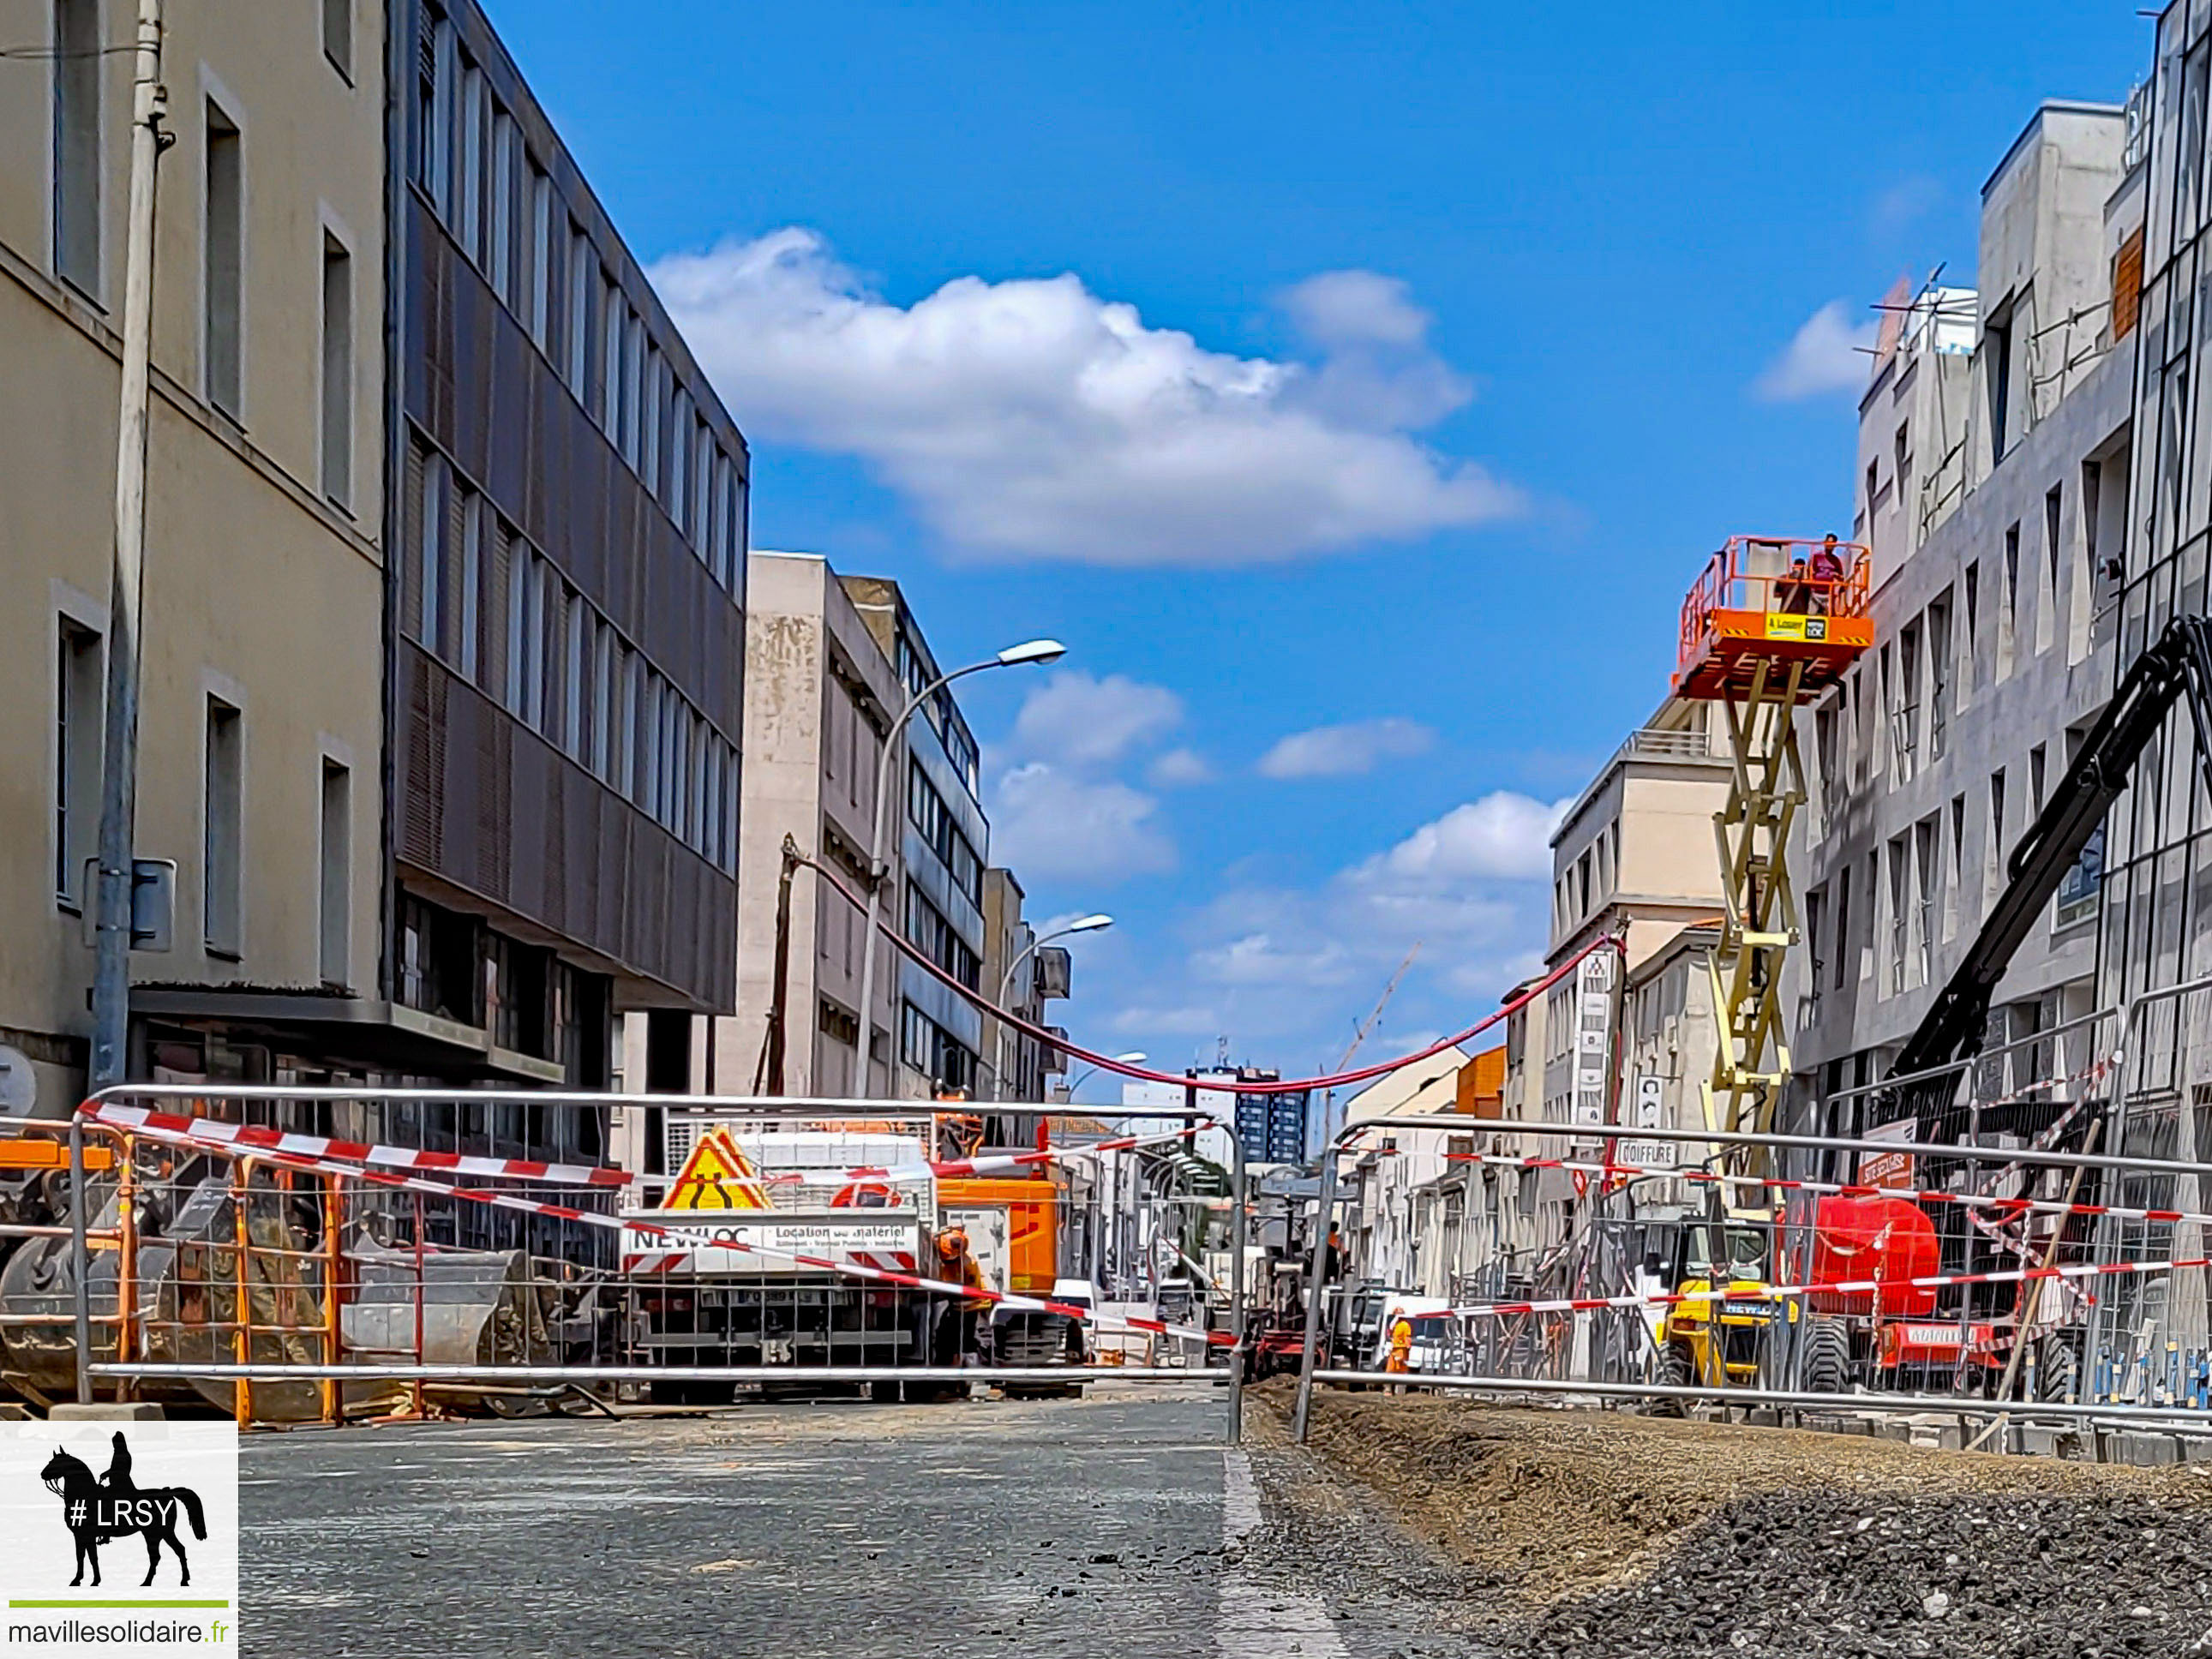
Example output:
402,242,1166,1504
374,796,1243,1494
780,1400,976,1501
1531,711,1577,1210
0,1087,1250,1434
1297,976,2212,1431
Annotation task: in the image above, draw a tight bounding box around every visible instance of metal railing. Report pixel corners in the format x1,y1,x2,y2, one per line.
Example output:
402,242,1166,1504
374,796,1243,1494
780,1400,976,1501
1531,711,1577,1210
27,1087,1250,1437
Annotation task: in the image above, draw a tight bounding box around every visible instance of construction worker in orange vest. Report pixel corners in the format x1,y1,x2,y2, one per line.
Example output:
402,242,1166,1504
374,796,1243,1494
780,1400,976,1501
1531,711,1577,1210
932,1227,994,1366
1385,1314,1415,1391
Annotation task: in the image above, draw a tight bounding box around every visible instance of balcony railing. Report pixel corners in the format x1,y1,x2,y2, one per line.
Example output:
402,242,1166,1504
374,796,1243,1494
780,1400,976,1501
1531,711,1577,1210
1619,727,1712,763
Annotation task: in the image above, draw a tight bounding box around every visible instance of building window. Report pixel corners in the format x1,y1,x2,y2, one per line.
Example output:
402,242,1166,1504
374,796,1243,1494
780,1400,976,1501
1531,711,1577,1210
2039,486,2061,656
1832,867,1850,991
321,232,353,507
618,648,639,800
51,0,102,296
590,620,614,779
322,0,351,79
203,99,244,419
1985,769,2007,913
1999,523,2020,681
54,619,102,906
456,60,483,260
564,588,586,758
668,392,691,535
902,1004,974,1093
1885,835,1908,995
490,109,515,303
203,696,243,955
1986,314,2012,463
1944,794,1965,943
320,758,351,985
528,166,551,349
566,228,591,392
418,446,447,652
643,347,663,494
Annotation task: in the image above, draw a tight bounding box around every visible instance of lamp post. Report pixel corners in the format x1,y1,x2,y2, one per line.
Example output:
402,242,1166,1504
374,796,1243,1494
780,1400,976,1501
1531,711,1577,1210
988,913,1112,1101
1064,1051,1148,1099
853,638,1064,1097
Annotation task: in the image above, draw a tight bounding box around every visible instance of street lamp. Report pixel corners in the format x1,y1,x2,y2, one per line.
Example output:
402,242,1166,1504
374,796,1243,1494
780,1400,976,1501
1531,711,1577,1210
852,638,1066,1097
989,913,1112,1101
1064,1051,1148,1098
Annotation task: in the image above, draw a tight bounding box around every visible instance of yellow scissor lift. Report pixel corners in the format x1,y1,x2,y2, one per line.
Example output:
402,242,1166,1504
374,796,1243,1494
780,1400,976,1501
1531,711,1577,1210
1648,536,1873,1395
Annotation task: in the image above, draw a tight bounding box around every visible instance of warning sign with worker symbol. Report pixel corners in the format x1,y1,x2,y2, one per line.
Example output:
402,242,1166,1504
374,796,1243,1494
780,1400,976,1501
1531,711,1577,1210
665,1127,776,1211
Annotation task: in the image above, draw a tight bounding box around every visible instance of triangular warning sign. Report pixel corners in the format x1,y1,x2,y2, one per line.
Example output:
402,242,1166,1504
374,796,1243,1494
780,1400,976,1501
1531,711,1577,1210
666,1127,776,1211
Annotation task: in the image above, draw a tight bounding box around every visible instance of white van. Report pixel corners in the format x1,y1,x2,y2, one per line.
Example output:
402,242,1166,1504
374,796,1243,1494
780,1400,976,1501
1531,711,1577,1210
1371,1294,1460,1375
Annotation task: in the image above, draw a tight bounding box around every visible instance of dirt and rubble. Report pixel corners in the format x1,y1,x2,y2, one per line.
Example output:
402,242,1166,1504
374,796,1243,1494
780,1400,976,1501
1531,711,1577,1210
1250,1380,2212,1657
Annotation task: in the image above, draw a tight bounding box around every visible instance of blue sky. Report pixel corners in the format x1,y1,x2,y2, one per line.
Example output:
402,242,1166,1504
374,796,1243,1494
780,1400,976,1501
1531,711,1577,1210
497,0,2151,1091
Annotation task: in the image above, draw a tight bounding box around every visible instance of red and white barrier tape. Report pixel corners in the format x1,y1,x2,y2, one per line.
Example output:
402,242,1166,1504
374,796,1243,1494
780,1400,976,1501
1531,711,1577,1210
86,1100,629,1187
114,1117,1234,1351
1442,1150,2212,1235
1451,1250,2212,1323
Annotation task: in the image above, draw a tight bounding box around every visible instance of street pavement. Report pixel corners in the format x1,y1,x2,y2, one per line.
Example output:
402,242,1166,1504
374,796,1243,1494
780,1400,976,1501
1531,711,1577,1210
242,1381,1485,1657
242,1383,1207,1657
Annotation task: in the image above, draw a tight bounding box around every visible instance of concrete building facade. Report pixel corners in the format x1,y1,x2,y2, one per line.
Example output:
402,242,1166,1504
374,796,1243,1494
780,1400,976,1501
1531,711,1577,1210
1797,103,2137,1126
978,866,1070,1109
842,576,993,1099
705,551,897,1099
704,553,1005,1105
0,0,387,1111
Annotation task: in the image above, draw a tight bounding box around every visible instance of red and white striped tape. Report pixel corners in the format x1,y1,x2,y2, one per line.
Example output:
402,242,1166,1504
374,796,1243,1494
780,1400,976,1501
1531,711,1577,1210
86,1100,630,1187
1442,1147,2212,1237
1450,1250,2212,1323
111,1116,1235,1351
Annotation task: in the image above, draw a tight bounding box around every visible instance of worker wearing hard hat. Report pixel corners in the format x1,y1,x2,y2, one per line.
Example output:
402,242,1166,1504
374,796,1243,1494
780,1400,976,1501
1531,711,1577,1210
932,1227,994,1366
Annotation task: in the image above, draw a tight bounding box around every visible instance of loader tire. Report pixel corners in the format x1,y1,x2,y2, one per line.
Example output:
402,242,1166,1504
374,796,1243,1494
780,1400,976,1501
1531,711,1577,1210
1802,1316,1851,1398
1648,1345,1692,1416
2032,1332,2082,1404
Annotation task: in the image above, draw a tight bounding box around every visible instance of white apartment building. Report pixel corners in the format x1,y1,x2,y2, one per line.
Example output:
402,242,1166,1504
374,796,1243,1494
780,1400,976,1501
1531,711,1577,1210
1796,102,2137,1123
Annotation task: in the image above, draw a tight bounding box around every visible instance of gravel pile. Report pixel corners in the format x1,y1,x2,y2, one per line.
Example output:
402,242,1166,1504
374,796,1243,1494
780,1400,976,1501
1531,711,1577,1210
1250,1381,2212,1657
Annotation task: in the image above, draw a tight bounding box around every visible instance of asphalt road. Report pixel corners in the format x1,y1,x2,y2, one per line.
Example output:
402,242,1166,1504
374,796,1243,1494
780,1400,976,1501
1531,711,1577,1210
240,1383,1488,1658
241,1384,1209,1658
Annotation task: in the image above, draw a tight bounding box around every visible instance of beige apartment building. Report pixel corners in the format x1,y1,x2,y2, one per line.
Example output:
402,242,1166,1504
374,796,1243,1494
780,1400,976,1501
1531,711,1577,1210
0,1,386,1111
695,549,901,1099
1483,698,1735,1274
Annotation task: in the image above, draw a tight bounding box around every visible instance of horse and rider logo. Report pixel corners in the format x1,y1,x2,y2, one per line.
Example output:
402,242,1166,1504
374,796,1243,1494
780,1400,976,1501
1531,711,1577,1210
38,1431,209,1588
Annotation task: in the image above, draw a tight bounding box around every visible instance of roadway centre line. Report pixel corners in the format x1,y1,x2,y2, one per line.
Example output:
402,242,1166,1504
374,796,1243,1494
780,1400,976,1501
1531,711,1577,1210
1215,1449,1347,1659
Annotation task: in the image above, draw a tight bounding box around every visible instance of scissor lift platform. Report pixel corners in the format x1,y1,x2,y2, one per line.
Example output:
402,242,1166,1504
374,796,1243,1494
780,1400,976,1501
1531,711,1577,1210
1674,536,1873,703
1669,536,1873,1185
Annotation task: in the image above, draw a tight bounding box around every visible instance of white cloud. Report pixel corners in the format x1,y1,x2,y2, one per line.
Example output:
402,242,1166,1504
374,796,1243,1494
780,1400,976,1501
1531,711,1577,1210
1278,269,1435,350
1193,932,1357,990
1256,717,1435,780
651,229,1520,566
988,762,1176,883
1082,788,1568,1069
1007,671,1183,768
1362,791,1571,883
1147,747,1214,788
1753,301,1877,401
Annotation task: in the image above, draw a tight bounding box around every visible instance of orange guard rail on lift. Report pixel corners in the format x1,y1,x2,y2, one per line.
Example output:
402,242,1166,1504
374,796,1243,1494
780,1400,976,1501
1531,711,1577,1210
1674,535,1873,702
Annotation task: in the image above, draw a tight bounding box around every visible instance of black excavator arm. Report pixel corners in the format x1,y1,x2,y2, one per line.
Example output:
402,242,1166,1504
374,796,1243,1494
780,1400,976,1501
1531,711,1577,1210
1887,614,2212,1091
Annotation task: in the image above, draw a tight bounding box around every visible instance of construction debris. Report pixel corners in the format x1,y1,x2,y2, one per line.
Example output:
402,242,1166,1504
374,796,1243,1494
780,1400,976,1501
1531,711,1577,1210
1255,1381,2212,1657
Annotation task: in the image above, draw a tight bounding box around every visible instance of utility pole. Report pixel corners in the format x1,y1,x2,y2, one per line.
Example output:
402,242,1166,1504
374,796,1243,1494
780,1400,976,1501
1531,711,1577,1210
88,0,169,1090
